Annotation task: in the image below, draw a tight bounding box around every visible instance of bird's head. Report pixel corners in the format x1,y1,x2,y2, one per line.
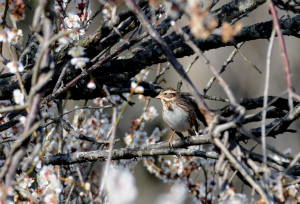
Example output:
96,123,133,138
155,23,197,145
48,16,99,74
155,87,178,102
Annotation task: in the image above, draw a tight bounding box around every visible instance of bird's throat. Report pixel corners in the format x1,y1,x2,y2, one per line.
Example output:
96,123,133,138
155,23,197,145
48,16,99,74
163,101,174,111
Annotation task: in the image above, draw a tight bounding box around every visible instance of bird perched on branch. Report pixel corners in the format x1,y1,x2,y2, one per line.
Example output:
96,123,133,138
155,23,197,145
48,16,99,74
156,87,210,147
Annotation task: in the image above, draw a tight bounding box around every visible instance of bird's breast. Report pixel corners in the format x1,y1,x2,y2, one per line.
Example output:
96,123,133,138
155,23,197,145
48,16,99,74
162,103,190,132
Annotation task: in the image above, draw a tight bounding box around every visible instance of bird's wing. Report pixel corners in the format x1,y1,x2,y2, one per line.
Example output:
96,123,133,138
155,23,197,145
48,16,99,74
180,92,208,127
170,128,185,138
175,131,185,139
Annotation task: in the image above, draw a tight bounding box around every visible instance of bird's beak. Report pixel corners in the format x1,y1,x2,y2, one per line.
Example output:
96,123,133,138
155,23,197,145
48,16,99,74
155,94,161,99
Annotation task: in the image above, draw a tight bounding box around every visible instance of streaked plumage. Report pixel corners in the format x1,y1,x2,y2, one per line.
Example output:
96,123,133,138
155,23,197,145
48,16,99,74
156,87,207,146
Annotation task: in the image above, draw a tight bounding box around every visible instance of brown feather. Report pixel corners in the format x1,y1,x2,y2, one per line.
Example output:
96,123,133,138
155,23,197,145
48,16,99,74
157,87,210,138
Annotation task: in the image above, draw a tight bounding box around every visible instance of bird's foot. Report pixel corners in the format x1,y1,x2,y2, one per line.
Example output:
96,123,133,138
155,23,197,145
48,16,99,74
168,136,174,148
168,130,175,148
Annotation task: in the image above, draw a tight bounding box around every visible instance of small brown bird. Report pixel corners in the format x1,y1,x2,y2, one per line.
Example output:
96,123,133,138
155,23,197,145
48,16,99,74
156,87,208,147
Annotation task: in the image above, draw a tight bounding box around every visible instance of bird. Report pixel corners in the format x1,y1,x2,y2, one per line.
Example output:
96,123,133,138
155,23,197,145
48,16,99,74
156,87,208,147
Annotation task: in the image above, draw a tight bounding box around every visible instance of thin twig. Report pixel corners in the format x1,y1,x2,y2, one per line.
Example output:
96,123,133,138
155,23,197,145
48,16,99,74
31,29,77,86
229,142,259,183
0,104,28,113
0,137,16,144
203,94,229,102
171,21,238,106
214,137,268,202
236,46,262,74
59,105,112,117
177,56,199,91
0,120,42,179
153,63,170,85
260,28,276,199
125,0,210,113
268,1,295,113
1,0,9,27
283,152,300,175
203,43,243,95
98,86,118,198
45,28,150,103
53,62,69,93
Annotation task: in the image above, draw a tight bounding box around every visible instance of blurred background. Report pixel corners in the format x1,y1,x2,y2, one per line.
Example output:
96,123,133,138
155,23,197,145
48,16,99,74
4,0,300,203
121,2,300,203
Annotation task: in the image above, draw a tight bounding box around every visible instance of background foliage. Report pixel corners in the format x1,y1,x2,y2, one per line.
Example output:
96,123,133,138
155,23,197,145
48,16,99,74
1,0,300,203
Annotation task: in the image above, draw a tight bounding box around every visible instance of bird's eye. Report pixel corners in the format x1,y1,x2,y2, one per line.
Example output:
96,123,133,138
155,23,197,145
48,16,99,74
164,93,167,95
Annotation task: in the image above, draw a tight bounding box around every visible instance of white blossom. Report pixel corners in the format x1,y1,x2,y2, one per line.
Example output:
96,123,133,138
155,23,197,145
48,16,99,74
44,194,56,203
84,182,91,191
68,46,85,57
124,133,133,146
70,57,90,69
7,61,24,73
0,28,23,44
156,182,187,204
69,30,80,41
16,174,34,189
0,31,6,42
19,116,26,125
130,81,145,93
135,69,149,81
77,28,85,36
105,167,138,204
87,80,96,89
143,106,159,121
37,165,63,202
150,128,167,142
34,157,42,169
55,36,71,52
13,89,24,105
64,13,81,28
102,7,112,22
286,185,298,197
7,29,23,44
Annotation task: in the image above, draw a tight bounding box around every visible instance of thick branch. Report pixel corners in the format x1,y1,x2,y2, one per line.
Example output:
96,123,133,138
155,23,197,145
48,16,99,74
45,135,212,165
1,16,299,101
212,0,267,24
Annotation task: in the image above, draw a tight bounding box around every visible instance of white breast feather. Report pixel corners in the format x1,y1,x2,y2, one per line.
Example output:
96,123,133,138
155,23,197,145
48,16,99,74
163,103,190,132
